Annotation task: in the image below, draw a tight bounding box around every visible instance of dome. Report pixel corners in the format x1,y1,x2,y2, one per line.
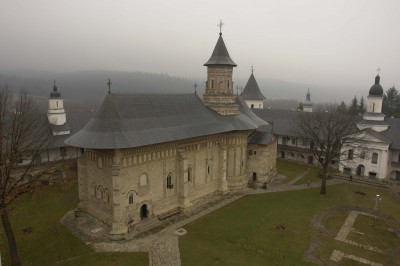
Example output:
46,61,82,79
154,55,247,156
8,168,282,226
50,81,61,98
369,75,383,96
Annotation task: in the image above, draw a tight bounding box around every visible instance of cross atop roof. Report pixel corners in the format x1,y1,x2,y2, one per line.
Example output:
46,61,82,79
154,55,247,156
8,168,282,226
217,19,224,35
194,82,197,94
107,78,112,94
377,67,381,75
251,65,254,74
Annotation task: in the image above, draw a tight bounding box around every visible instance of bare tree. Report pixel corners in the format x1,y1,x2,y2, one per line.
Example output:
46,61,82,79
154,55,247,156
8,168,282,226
295,104,364,195
0,86,62,265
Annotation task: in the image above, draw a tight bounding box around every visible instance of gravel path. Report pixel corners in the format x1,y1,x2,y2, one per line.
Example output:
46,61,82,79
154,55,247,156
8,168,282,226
75,172,346,266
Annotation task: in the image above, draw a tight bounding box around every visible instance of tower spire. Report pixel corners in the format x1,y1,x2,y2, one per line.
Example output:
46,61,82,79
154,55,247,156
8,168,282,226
107,78,112,94
217,19,224,35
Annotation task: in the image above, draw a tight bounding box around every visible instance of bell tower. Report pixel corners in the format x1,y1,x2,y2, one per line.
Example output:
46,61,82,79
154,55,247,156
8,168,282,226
203,21,239,116
48,81,70,135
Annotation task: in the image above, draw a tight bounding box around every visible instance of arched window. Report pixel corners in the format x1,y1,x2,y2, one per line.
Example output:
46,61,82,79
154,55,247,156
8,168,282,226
207,165,211,175
187,167,192,182
372,153,378,164
104,189,110,203
129,193,134,204
139,174,148,186
97,186,104,199
166,173,173,189
251,104,254,108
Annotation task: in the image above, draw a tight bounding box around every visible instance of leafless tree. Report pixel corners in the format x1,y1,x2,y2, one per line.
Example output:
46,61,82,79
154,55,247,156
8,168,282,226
295,104,365,195
0,86,63,265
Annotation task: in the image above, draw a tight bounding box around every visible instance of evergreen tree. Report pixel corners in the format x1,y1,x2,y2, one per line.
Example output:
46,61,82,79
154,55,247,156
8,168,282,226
298,102,303,111
359,96,366,114
348,95,359,115
337,101,347,113
382,86,400,118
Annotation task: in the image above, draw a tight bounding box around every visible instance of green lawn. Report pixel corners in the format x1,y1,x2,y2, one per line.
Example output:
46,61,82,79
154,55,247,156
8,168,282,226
179,184,400,265
276,158,310,184
0,182,148,266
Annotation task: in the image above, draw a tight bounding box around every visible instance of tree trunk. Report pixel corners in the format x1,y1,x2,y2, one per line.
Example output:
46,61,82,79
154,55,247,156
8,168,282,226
320,166,328,195
1,208,21,266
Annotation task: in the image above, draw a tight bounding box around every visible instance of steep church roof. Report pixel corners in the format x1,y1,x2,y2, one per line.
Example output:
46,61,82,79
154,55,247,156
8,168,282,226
65,93,266,149
204,33,237,66
369,75,383,96
241,73,266,100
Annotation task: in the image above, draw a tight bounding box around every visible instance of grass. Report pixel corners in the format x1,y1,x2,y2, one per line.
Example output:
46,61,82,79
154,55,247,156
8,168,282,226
179,183,400,265
276,158,321,185
276,158,310,184
0,181,148,266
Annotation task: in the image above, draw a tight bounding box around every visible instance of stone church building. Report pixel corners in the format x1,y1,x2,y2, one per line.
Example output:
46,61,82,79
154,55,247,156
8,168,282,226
65,30,276,239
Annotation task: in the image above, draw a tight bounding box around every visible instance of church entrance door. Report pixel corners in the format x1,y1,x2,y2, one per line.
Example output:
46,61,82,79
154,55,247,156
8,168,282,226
140,204,148,220
357,165,365,176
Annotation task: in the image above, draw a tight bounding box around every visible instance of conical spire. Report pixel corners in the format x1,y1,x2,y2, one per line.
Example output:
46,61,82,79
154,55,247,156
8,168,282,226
204,34,237,66
241,70,266,100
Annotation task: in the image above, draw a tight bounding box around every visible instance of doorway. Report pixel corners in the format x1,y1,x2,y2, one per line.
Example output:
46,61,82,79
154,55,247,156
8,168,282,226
356,165,365,176
140,204,148,220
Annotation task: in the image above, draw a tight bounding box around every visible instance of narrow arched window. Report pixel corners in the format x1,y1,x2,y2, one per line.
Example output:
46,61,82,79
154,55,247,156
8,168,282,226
166,173,173,189
187,167,192,182
372,153,378,164
129,193,134,204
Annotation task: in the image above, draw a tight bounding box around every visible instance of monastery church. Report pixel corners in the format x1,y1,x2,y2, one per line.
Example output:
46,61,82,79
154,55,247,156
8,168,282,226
65,29,277,239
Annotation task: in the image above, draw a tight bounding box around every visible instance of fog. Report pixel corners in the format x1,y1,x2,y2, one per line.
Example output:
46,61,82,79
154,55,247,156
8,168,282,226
1,0,399,102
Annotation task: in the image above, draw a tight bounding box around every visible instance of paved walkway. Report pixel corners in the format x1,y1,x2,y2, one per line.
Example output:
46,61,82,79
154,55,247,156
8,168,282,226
92,173,345,266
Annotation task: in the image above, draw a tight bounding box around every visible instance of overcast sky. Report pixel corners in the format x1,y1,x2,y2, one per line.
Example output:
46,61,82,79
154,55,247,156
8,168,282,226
1,0,399,99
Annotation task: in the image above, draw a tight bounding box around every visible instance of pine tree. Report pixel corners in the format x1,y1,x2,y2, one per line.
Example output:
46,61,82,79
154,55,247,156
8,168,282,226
348,95,359,115
298,102,303,111
359,96,366,114
337,101,347,113
382,86,400,118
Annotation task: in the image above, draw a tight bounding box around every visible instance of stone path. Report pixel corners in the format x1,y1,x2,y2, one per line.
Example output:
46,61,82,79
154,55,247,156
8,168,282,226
86,172,346,266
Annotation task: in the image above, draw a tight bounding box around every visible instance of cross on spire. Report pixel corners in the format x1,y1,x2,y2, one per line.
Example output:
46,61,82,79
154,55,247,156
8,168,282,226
217,19,224,35
251,65,254,74
107,78,112,94
377,67,381,75
194,82,197,94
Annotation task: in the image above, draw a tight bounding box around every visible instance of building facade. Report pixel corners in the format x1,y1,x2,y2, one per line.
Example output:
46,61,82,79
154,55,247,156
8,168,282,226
66,30,277,239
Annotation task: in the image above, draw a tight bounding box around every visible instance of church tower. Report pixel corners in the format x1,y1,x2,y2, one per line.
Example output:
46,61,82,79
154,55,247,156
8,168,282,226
241,67,266,109
203,21,239,116
363,74,384,121
48,81,70,135
302,89,313,112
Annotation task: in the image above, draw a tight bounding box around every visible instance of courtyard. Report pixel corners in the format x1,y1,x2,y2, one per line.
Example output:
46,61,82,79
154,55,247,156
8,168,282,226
0,160,399,265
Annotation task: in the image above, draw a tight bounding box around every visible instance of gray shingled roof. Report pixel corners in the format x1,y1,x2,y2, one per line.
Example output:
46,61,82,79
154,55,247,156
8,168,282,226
252,109,302,136
241,73,266,100
253,109,400,149
65,93,267,149
204,34,237,66
382,117,400,149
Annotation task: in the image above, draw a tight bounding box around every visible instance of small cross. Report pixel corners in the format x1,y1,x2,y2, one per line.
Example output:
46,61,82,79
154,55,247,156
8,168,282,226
377,67,381,75
217,19,224,35
251,65,254,74
194,82,197,94
107,78,112,94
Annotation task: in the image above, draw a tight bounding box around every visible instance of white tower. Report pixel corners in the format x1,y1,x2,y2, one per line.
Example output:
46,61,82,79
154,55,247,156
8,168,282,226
47,81,70,135
303,89,313,112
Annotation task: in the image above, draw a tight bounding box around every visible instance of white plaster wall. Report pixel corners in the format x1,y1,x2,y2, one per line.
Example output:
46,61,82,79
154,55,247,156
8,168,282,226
245,99,263,109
